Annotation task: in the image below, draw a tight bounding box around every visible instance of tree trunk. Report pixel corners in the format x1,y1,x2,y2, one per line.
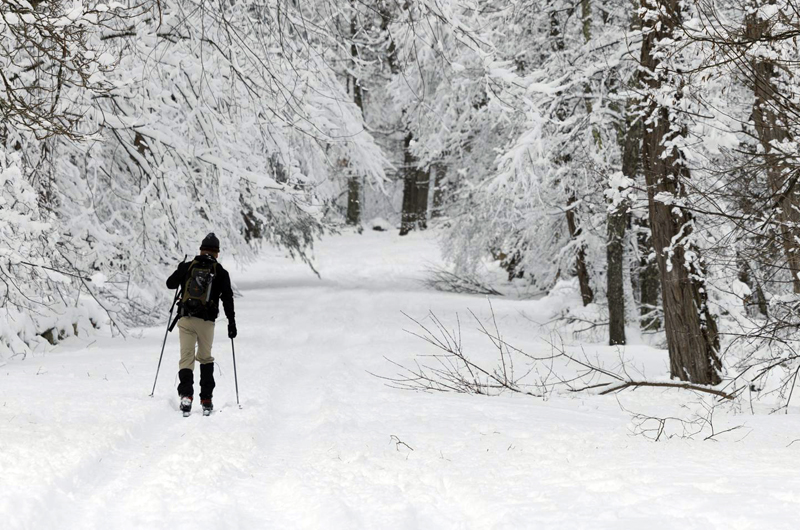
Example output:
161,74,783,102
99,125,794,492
607,206,626,345
607,0,644,345
637,221,661,331
607,108,639,344
427,164,439,219
400,132,418,236
345,176,361,226
392,3,430,235
415,162,430,230
379,1,397,74
581,0,628,344
639,0,721,385
554,7,592,305
566,195,594,306
399,132,429,235
345,4,363,227
431,163,447,218
581,0,591,42
738,255,769,317
745,5,800,293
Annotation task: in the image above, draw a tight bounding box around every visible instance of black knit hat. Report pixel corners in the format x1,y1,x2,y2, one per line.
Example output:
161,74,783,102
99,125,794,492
200,232,220,252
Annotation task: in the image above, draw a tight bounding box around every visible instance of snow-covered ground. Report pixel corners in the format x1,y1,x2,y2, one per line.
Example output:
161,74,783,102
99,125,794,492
3,231,800,530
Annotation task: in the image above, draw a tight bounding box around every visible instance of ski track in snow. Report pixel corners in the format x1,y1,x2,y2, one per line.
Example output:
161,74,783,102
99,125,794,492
3,231,800,529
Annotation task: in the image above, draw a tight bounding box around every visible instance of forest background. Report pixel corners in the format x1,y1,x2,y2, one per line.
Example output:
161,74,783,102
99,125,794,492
3,0,800,406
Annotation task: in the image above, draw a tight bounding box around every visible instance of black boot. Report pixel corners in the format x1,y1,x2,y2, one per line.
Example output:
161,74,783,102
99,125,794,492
199,362,216,401
180,396,193,416
177,368,194,398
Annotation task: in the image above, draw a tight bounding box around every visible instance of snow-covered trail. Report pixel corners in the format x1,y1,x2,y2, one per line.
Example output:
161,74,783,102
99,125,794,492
3,231,800,529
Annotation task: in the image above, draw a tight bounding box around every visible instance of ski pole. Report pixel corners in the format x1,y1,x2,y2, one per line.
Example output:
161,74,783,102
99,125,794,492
150,255,187,397
231,338,241,408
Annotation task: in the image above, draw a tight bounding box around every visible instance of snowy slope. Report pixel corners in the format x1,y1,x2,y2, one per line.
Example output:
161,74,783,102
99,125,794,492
2,231,800,530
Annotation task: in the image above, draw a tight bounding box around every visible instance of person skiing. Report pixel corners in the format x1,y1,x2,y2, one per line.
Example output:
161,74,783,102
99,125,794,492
166,233,237,416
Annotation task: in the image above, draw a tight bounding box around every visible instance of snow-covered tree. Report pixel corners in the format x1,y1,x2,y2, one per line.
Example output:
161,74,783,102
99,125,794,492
389,1,635,303
0,0,388,355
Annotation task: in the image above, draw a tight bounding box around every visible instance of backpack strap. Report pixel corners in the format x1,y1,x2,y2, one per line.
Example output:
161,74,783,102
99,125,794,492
204,263,218,302
180,259,200,304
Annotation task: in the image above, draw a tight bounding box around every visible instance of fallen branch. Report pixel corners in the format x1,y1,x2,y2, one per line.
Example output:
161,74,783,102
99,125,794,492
422,267,502,296
599,381,735,400
382,305,737,405
390,435,414,452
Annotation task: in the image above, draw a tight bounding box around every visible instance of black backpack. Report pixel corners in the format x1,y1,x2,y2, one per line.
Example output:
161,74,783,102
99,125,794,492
180,259,217,318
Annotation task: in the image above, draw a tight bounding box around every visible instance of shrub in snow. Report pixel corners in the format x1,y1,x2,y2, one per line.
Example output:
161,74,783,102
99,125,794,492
423,266,502,296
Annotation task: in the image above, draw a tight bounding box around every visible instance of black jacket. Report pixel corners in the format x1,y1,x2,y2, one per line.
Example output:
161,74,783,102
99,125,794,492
167,255,235,322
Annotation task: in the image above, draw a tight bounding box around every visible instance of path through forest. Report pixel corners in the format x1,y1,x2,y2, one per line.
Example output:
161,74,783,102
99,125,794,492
3,231,800,529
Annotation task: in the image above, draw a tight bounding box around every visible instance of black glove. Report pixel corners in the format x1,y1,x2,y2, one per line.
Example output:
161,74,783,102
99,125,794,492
228,321,237,339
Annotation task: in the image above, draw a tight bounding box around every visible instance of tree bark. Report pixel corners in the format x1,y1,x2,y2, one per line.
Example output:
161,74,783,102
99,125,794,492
391,3,429,235
637,222,661,331
639,0,721,385
607,0,644,345
553,3,592,305
738,255,769,317
607,206,626,345
427,164,439,219
431,163,447,218
566,195,594,306
399,132,429,235
583,0,629,345
745,4,800,293
415,160,430,230
607,108,639,344
345,176,361,226
345,4,363,227
399,132,418,236
581,0,591,42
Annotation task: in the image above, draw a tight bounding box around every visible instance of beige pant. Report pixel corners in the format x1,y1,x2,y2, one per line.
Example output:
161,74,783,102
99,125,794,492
178,316,215,370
